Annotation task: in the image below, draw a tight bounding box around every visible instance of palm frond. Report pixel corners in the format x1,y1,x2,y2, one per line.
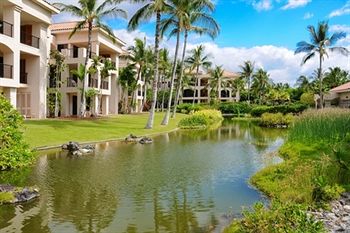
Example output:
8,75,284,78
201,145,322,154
301,52,316,65
128,3,153,31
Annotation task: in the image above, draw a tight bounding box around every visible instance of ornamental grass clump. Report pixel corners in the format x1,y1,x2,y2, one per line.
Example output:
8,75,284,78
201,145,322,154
260,113,294,128
0,95,33,170
178,109,223,129
289,108,350,144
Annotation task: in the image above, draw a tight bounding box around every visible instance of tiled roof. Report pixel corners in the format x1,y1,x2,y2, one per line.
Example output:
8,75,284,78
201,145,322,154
198,70,239,79
50,22,97,31
330,81,350,93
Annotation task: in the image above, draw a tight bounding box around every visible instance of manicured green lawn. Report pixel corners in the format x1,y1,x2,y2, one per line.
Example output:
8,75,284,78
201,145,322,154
23,113,186,148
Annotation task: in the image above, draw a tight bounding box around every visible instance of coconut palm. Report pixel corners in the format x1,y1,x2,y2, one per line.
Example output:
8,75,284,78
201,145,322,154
128,0,171,129
186,45,212,105
158,48,171,111
171,0,219,118
54,0,127,117
295,21,348,108
296,75,312,92
208,65,224,103
140,46,155,112
252,68,270,104
119,64,137,113
160,0,219,125
238,60,255,104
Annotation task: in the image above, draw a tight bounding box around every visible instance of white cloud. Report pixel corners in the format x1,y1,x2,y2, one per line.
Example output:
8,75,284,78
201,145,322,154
252,0,273,11
303,12,314,19
329,1,350,18
113,29,153,47
281,0,311,10
330,24,350,34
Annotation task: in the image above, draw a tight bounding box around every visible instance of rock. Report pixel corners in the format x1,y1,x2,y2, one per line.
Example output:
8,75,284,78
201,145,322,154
139,137,153,144
79,148,93,154
67,141,80,152
344,205,350,213
82,144,95,150
0,184,39,204
63,142,95,156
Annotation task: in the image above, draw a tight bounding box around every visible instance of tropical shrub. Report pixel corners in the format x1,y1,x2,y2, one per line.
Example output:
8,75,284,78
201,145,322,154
251,103,308,117
260,113,294,128
178,109,223,129
176,103,204,114
300,92,315,106
0,95,34,170
225,202,325,233
218,102,252,116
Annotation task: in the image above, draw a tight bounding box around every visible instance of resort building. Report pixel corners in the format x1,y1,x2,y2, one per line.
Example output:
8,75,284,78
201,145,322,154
50,22,126,117
0,0,59,118
182,70,239,103
325,81,350,108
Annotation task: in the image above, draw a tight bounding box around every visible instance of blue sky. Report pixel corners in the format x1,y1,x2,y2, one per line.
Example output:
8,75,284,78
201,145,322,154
51,0,350,84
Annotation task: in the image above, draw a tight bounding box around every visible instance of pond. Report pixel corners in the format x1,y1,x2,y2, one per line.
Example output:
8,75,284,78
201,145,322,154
0,120,285,233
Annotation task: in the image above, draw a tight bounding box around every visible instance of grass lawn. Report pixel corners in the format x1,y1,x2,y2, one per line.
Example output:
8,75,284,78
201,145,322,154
23,113,187,148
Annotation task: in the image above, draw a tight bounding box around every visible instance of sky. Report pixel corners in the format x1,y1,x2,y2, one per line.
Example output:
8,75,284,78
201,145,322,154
49,0,350,85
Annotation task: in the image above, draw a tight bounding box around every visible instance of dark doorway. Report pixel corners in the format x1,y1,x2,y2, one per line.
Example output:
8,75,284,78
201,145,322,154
72,95,78,115
0,57,3,78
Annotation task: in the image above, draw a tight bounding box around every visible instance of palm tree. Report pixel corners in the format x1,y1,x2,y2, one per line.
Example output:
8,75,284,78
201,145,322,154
324,67,349,89
295,21,348,108
158,48,171,112
140,46,155,112
296,75,311,92
119,64,137,113
172,0,219,118
238,60,255,104
99,59,116,114
209,65,224,103
186,45,212,105
54,0,127,117
160,0,219,125
128,38,147,112
129,0,171,129
228,76,245,102
252,68,270,104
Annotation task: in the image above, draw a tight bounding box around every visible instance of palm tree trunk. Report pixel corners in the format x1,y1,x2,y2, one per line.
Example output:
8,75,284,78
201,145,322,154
54,69,59,118
141,80,148,112
172,30,188,118
192,66,199,106
319,55,323,109
145,11,161,129
248,76,251,104
161,74,166,112
80,22,92,117
161,28,180,125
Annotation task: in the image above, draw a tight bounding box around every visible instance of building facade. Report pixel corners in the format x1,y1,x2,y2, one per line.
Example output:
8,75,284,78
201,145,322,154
50,22,126,117
182,70,239,103
325,82,350,108
0,0,59,118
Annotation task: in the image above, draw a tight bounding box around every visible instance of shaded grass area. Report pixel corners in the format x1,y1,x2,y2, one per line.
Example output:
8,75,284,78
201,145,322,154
226,108,350,232
23,113,186,148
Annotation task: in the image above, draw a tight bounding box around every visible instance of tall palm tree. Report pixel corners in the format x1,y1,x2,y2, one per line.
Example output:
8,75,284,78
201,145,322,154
296,75,312,92
160,0,219,125
238,60,255,104
172,0,219,118
99,59,116,114
186,45,212,105
54,0,127,117
295,21,348,108
158,48,171,112
129,0,171,129
140,46,155,112
209,65,224,103
252,68,270,105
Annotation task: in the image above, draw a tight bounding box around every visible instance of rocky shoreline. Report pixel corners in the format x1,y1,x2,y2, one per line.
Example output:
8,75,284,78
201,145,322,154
310,193,350,232
0,184,39,204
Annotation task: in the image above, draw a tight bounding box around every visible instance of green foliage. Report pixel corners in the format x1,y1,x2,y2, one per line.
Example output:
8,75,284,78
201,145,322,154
312,176,345,205
250,103,308,117
300,92,315,106
289,108,350,144
218,102,252,116
0,95,34,170
178,110,223,129
225,202,325,233
0,192,14,204
176,103,204,114
260,113,294,128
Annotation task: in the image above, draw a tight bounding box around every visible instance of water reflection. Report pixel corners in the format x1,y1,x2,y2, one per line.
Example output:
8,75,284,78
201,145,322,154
0,121,285,233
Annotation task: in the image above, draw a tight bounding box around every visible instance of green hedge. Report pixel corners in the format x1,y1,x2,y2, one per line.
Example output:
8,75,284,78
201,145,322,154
251,103,308,117
218,102,252,115
178,110,223,129
0,95,34,170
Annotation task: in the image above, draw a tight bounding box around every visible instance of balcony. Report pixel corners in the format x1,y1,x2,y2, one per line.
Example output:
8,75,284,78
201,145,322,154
20,72,28,84
101,80,109,90
0,63,13,79
67,77,78,87
88,76,98,88
62,48,97,59
20,32,40,49
0,21,13,37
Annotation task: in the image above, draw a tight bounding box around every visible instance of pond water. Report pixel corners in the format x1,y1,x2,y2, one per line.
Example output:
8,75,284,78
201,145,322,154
0,120,285,233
